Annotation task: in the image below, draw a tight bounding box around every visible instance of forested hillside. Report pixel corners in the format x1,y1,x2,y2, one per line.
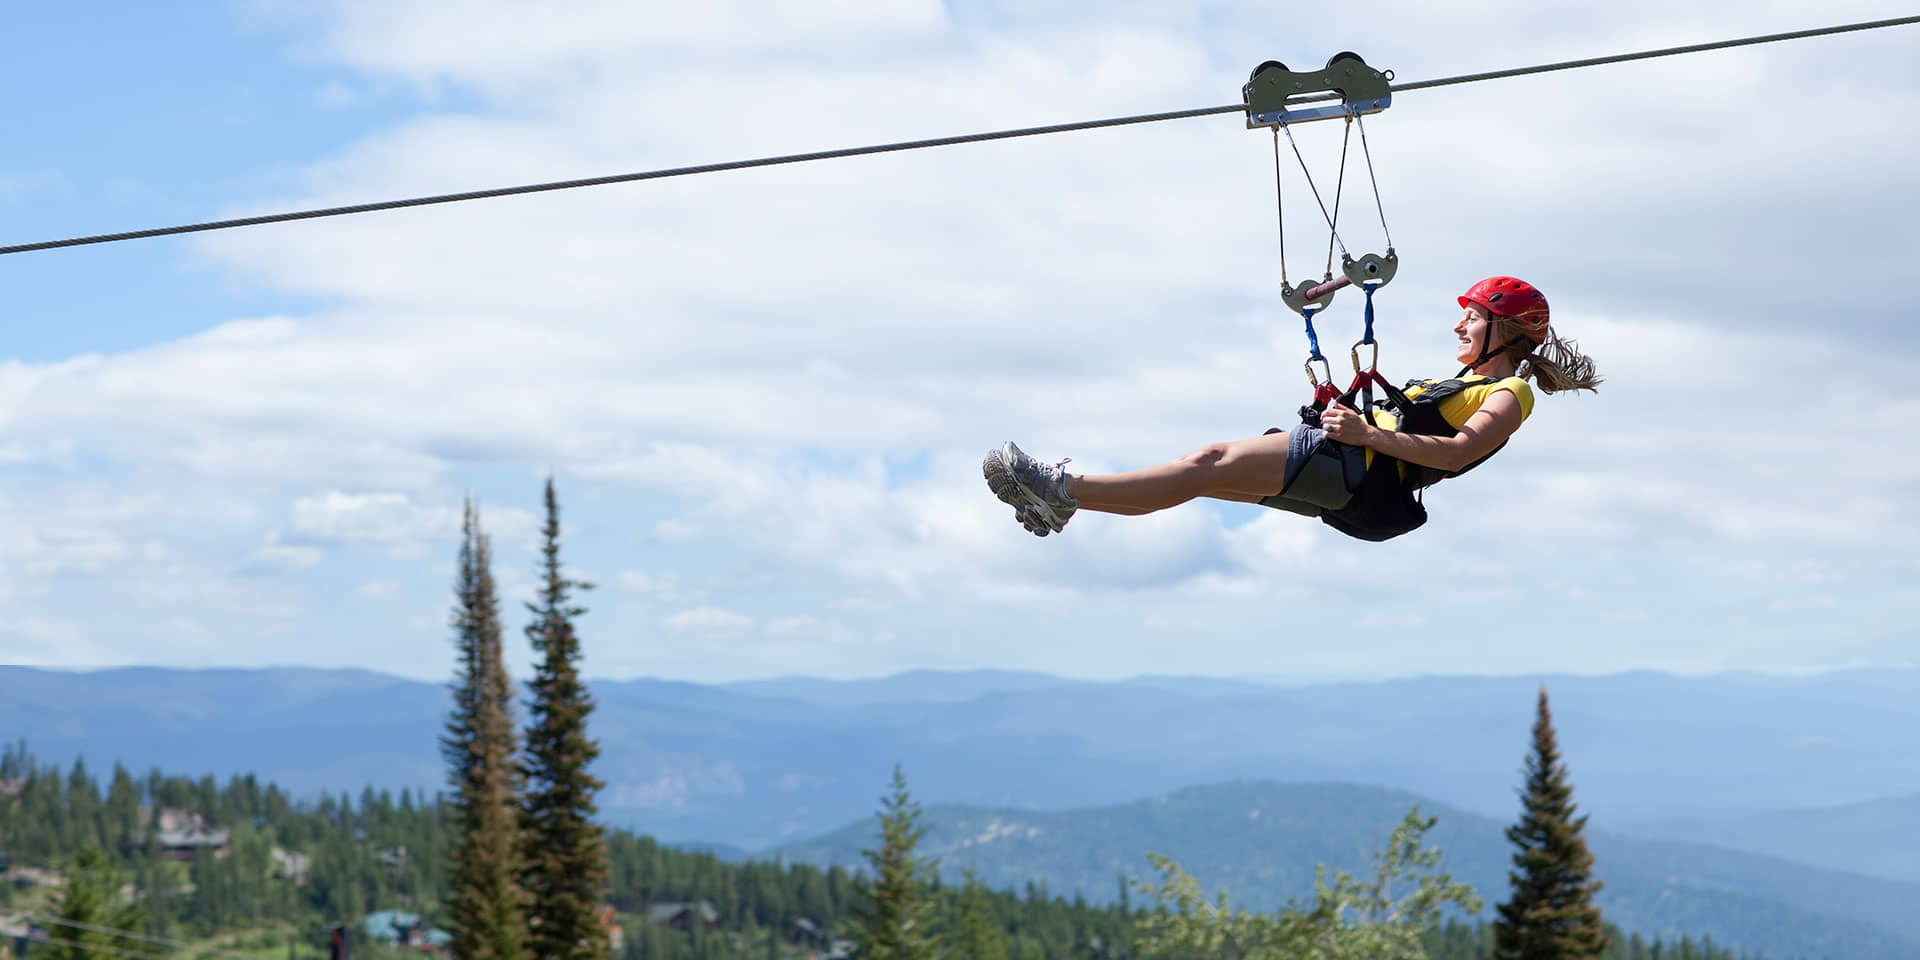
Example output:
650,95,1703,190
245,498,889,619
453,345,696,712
0,746,1749,959
775,781,1920,960
8,666,1919,851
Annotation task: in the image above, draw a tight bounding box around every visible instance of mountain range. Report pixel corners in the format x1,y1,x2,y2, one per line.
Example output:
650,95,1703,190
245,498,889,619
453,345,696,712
3,665,1915,871
773,781,1920,960
9,664,1920,958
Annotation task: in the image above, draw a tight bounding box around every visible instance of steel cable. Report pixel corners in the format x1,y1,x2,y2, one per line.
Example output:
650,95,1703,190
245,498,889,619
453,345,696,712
1,14,1914,257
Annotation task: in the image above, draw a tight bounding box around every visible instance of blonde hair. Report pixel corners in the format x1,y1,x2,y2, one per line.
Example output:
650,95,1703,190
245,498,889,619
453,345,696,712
1495,317,1602,394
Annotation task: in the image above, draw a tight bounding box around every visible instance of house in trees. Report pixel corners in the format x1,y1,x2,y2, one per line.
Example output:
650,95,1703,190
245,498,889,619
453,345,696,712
362,909,452,954
788,918,854,959
270,847,310,884
788,917,826,947
146,807,232,860
647,901,721,931
154,826,231,860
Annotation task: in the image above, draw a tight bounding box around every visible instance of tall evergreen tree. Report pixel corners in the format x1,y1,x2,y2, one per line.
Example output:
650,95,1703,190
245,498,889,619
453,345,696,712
852,764,939,960
520,479,611,960
443,500,531,960
46,847,146,960
1494,687,1608,960
953,868,1009,960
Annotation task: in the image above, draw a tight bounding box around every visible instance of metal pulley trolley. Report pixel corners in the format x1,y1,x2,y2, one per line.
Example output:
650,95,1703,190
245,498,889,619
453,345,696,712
1243,52,1402,424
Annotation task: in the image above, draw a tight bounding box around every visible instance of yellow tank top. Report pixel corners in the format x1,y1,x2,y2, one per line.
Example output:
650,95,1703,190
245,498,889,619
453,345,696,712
1362,375,1535,471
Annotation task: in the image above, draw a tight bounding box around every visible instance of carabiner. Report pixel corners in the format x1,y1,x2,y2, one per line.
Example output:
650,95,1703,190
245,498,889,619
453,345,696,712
1305,355,1333,388
1350,339,1379,375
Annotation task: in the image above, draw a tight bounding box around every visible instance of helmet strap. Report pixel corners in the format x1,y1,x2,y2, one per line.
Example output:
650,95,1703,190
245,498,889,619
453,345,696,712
1456,334,1533,379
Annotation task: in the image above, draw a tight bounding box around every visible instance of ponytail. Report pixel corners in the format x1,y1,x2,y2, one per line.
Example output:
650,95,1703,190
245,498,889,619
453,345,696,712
1497,318,1602,394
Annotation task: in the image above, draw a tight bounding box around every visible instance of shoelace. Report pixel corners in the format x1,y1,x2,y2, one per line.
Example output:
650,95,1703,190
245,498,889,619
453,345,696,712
1039,457,1073,499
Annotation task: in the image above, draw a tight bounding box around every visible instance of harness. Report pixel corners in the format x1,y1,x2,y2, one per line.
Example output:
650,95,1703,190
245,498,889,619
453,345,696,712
1373,375,1509,488
1241,55,1510,541
1263,374,1513,541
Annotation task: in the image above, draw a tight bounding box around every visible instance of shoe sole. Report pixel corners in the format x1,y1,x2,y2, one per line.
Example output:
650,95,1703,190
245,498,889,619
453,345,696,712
983,451,1065,534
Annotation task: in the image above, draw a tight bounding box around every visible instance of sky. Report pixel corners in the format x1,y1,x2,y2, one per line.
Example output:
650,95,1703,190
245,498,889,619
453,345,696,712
2,1,1917,685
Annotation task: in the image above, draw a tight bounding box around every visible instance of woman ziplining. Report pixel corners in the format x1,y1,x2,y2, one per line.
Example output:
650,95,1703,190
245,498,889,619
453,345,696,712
981,57,1601,542
983,276,1601,541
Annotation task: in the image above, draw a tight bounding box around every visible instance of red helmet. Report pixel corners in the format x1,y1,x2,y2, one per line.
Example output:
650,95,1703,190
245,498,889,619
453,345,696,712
1458,276,1550,343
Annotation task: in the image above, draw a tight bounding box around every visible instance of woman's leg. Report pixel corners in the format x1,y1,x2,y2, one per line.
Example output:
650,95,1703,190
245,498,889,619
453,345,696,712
1069,431,1293,514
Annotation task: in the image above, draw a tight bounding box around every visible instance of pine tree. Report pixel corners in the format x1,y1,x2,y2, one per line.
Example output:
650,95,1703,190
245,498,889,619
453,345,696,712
1494,687,1608,959
953,868,1009,960
521,478,611,960
852,764,939,960
46,847,145,960
444,500,532,960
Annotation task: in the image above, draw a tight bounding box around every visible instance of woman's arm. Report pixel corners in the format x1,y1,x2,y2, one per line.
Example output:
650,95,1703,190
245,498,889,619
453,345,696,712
1320,388,1525,473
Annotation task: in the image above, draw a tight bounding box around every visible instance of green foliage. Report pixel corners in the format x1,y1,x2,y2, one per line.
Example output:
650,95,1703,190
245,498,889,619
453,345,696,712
44,847,146,960
852,765,940,960
952,869,1010,960
1422,918,1756,960
1495,688,1608,960
520,478,611,960
1134,807,1479,960
0,744,1762,960
444,499,532,960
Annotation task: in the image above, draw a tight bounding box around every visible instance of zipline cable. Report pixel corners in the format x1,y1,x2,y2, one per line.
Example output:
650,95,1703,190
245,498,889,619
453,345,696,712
2,13,1915,258
1394,14,1920,94
0,104,1244,256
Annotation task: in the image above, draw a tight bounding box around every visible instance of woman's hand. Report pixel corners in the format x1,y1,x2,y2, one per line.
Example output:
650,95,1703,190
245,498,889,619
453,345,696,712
1320,403,1373,445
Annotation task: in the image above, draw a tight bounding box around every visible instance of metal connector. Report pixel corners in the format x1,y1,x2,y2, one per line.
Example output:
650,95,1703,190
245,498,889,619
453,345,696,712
1244,53,1393,129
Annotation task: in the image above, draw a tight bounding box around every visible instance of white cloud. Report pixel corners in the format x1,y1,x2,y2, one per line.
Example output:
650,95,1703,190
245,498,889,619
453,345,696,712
0,618,88,663
290,491,450,545
3,0,1918,680
616,570,700,603
663,606,754,633
249,540,323,571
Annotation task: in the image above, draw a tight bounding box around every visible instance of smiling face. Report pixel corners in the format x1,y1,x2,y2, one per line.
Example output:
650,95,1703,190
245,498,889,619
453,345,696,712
1454,302,1495,368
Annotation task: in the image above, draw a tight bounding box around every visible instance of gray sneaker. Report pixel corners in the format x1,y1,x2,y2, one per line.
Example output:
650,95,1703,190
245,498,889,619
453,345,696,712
983,442,1079,535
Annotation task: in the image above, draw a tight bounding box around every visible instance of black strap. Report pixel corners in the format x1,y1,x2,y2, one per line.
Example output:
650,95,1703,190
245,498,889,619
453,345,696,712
1456,336,1533,378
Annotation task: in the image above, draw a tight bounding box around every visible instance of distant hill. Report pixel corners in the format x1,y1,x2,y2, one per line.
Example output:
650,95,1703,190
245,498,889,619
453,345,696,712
5,664,1919,871
721,668,1082,705
1622,793,1920,885
719,669,1278,705
774,781,1920,960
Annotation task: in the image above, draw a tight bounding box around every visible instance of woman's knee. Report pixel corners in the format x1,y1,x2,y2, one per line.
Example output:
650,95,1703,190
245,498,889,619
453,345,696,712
1176,442,1234,470
1203,436,1290,492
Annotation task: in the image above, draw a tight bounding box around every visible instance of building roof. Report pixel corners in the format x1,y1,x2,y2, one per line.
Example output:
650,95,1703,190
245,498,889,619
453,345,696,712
155,829,230,848
362,910,421,942
647,901,719,923
363,909,451,947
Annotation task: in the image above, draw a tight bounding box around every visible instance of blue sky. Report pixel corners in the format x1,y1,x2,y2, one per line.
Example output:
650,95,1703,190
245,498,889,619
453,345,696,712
3,1,1918,685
